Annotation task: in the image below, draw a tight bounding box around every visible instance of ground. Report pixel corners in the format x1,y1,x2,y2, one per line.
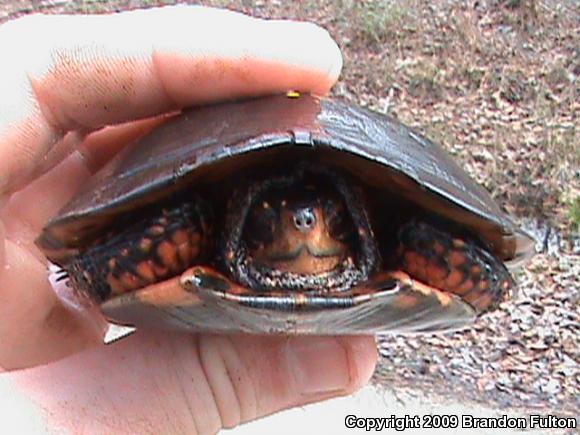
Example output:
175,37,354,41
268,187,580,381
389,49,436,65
1,0,578,422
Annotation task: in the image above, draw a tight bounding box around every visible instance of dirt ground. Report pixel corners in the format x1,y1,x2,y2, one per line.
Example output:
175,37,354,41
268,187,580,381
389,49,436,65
1,0,578,423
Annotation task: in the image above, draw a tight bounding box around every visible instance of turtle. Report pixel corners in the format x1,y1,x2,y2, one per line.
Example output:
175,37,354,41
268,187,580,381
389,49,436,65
36,93,534,337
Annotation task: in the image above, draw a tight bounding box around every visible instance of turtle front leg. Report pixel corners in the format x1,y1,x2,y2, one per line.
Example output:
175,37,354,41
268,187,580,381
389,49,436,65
66,196,212,302
395,220,514,312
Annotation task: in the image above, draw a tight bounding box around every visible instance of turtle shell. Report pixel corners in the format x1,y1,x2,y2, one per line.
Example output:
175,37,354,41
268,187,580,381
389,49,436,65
37,93,534,335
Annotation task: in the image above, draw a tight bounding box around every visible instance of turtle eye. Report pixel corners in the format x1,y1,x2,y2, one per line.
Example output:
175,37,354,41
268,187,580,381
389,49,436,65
324,199,353,242
243,200,278,248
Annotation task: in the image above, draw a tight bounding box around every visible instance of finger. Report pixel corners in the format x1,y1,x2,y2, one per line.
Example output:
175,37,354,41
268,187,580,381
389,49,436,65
0,122,167,369
1,117,165,242
0,6,342,368
0,235,103,371
200,335,378,427
0,6,342,193
8,333,377,433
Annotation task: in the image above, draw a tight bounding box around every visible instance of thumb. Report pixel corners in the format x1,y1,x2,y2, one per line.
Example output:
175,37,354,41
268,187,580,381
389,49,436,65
198,335,378,428
7,332,377,434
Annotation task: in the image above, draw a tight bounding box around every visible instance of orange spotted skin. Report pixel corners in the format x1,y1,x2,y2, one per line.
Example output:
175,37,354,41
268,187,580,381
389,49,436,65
64,182,510,315
396,221,514,311
68,198,211,301
67,200,512,314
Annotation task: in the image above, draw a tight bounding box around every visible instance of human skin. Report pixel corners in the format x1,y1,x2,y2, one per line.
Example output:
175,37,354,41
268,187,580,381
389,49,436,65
0,6,377,433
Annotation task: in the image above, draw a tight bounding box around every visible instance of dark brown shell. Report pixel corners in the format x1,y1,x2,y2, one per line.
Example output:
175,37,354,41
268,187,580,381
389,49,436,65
37,93,537,336
38,94,533,267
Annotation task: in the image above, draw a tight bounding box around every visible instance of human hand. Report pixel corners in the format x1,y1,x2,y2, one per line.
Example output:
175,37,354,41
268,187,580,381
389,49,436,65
0,6,377,433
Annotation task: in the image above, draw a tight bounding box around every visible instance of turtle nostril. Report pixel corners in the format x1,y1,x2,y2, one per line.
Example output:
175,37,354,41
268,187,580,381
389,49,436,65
293,208,316,232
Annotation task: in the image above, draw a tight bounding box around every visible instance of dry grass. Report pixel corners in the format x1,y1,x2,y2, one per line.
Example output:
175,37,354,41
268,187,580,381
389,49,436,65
328,0,579,236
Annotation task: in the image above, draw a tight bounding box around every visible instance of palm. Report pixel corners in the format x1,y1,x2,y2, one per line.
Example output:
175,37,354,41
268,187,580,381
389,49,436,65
1,111,170,365
0,129,100,367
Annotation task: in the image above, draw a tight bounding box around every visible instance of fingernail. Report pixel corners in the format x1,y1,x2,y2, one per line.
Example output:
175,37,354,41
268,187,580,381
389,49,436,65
287,337,350,396
263,20,343,91
289,22,343,83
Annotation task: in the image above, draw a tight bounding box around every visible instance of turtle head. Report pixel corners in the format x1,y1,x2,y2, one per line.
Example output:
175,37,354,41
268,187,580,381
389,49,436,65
223,167,379,292
243,181,352,275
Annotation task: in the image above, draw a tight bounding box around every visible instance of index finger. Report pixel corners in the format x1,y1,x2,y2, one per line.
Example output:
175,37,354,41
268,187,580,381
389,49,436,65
0,6,342,194
0,6,342,369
